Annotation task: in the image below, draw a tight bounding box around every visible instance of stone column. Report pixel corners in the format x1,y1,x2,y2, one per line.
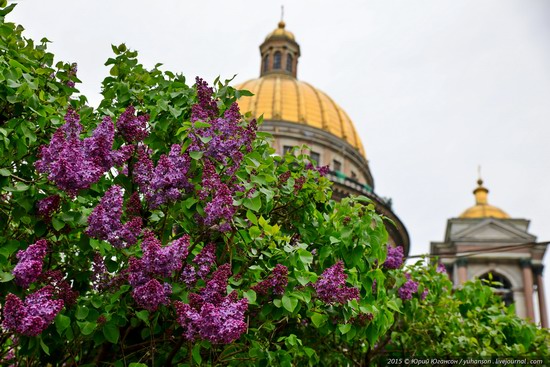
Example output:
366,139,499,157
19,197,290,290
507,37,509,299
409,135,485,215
533,265,548,328
520,259,535,321
456,258,468,285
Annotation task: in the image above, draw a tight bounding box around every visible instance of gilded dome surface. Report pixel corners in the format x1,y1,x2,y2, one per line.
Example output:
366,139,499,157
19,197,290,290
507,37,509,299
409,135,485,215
236,75,366,157
459,179,510,219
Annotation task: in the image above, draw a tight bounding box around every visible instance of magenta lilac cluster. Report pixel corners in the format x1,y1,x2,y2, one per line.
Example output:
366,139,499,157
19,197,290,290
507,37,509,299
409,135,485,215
116,106,149,143
39,270,79,307
91,253,108,291
36,195,61,221
398,273,419,301
35,109,133,196
133,144,191,209
187,78,258,231
12,239,48,288
174,264,248,344
313,261,360,305
190,78,257,169
383,245,404,269
436,263,447,274
252,264,288,296
86,185,142,248
200,161,235,232
3,286,64,336
127,231,189,311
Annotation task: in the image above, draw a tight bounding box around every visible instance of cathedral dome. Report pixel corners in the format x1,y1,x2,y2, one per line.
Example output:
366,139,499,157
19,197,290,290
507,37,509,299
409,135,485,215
236,75,365,156
459,179,510,219
236,21,365,157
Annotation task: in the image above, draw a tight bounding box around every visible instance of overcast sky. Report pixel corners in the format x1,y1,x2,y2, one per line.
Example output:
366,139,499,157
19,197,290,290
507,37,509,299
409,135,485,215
9,0,550,323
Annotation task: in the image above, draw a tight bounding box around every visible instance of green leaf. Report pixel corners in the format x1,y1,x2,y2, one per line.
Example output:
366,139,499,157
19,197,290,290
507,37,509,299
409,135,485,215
40,338,50,355
244,289,257,304
0,271,14,282
189,151,203,160
76,306,89,320
3,182,29,192
78,321,97,336
243,196,261,211
129,364,148,367
135,310,150,326
55,314,71,335
192,344,202,365
193,121,211,129
0,168,10,176
103,322,120,344
298,249,313,265
282,295,298,313
246,210,258,225
386,299,402,314
310,313,328,328
52,217,65,231
338,324,352,334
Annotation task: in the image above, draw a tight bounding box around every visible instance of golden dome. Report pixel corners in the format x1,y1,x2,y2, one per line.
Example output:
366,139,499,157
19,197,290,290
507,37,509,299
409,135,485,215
265,21,295,41
459,179,510,219
236,74,366,156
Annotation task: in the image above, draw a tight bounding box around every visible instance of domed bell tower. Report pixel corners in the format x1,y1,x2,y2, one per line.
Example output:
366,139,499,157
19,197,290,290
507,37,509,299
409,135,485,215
431,177,548,327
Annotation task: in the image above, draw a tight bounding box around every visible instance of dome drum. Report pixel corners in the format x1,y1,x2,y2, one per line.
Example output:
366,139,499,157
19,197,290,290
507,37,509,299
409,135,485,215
260,119,374,187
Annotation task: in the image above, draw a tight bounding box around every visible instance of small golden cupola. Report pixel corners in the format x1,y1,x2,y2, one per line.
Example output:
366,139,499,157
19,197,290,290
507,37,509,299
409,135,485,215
459,178,510,219
260,21,300,78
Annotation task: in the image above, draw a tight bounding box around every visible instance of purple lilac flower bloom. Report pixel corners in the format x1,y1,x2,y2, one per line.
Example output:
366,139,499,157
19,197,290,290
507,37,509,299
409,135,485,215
12,239,48,288
313,261,360,305
421,288,429,300
193,264,232,308
132,279,172,311
437,263,447,274
252,264,288,296
133,144,191,209
398,273,419,301
140,231,189,277
192,77,218,122
279,171,291,184
174,262,248,344
2,286,64,336
193,243,217,279
86,185,142,248
383,246,404,269
186,79,258,230
35,109,133,196
197,297,248,344
36,195,61,221
204,184,235,231
127,232,189,310
83,116,134,171
181,264,197,287
91,253,108,291
116,105,149,143
39,270,79,307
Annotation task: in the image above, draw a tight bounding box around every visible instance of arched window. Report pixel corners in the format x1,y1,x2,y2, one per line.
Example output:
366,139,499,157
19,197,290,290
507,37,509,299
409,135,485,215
286,54,293,72
263,55,269,73
273,51,282,69
480,272,514,307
